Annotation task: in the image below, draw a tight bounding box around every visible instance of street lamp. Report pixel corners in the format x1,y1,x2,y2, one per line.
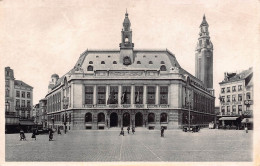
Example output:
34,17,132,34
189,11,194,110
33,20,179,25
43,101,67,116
51,117,54,129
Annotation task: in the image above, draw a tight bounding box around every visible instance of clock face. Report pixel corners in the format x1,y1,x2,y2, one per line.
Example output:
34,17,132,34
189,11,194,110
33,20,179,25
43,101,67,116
123,56,131,65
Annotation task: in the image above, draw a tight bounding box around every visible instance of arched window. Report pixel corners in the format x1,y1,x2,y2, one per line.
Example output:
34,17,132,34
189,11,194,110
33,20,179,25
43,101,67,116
149,61,153,64
69,113,71,122
160,61,165,64
113,61,117,64
148,113,155,123
89,61,93,64
160,65,167,71
101,61,105,64
62,114,64,122
85,113,92,123
87,65,93,71
160,113,168,123
98,113,105,122
137,61,141,64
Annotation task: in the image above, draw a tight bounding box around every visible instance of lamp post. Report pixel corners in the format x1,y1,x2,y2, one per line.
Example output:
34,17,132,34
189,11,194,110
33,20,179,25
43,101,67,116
51,117,54,129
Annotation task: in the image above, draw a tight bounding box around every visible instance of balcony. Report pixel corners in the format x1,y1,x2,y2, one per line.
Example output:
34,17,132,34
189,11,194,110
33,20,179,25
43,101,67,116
109,104,119,108
147,104,158,108
134,104,144,108
122,104,131,108
159,104,169,108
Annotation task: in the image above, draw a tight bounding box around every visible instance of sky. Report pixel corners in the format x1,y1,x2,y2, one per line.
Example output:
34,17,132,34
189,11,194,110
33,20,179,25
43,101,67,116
0,0,259,106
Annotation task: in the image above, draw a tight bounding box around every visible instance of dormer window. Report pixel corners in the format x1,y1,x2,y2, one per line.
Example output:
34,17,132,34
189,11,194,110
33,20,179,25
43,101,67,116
101,61,105,64
87,65,93,71
125,37,129,43
143,55,146,58
160,65,166,71
149,61,153,64
161,61,165,64
113,61,117,64
89,61,93,64
155,55,157,58
108,56,111,58
96,56,99,58
137,61,141,64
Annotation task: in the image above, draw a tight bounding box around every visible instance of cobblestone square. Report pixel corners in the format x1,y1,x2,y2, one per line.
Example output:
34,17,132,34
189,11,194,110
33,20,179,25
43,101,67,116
5,129,252,162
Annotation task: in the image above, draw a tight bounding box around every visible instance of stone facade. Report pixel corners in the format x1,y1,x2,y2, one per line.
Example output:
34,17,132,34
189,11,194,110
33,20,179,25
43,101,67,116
45,12,215,130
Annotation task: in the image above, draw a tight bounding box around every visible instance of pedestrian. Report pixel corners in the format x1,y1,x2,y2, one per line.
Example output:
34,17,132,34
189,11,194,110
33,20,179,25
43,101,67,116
49,128,54,141
31,129,36,140
58,126,62,135
132,126,135,134
161,127,164,137
127,126,130,134
20,129,26,141
119,127,124,136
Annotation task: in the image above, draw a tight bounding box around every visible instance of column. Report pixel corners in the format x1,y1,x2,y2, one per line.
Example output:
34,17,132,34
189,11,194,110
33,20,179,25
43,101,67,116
93,85,97,105
131,84,134,105
143,85,147,106
155,85,159,105
106,84,109,105
118,85,122,105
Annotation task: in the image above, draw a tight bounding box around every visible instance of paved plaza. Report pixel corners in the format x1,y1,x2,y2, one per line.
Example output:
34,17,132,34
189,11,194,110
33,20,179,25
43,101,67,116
5,128,252,162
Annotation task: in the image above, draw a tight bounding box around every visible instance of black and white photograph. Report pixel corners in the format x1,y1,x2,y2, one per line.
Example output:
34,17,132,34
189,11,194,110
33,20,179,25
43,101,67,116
1,0,259,165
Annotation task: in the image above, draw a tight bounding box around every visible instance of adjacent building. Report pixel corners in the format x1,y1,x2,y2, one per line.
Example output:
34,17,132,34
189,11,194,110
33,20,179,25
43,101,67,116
45,12,215,130
5,67,34,133
218,67,253,129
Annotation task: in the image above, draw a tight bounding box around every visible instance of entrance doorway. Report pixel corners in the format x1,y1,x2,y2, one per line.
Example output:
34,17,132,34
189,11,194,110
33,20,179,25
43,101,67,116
123,112,130,127
110,112,118,127
135,112,143,127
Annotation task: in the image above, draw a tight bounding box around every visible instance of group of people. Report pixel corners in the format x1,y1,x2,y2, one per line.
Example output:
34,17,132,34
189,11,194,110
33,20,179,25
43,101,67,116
19,126,65,141
119,126,135,136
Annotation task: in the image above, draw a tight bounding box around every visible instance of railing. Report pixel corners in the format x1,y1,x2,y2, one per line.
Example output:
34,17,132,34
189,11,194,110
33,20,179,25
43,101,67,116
81,104,169,109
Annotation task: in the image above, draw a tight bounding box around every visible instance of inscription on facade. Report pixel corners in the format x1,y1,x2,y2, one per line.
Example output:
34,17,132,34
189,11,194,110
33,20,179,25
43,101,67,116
109,71,144,77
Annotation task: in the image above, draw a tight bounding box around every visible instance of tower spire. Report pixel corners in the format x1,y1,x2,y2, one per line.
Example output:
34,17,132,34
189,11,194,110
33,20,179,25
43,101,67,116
195,15,213,89
120,11,134,65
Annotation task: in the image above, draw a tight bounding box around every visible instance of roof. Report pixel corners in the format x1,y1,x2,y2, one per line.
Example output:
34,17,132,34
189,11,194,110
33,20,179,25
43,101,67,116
76,49,180,73
200,15,208,27
219,67,253,84
51,74,59,78
14,80,33,89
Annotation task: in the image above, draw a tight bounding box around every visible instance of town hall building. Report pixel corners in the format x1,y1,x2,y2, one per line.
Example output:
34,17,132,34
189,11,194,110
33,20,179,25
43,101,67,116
46,12,215,130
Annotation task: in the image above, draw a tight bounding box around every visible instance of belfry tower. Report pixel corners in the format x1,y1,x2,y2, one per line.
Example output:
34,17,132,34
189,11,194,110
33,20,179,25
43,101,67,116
120,11,134,65
195,15,213,89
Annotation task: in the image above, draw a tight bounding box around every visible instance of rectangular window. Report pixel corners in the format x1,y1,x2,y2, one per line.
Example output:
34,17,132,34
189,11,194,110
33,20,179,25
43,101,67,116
22,100,25,107
221,88,225,93
232,86,236,92
221,96,225,102
147,86,156,104
5,89,9,97
238,94,242,101
221,106,225,113
246,92,251,100
232,95,236,101
27,92,30,98
135,86,143,104
27,101,31,107
238,105,242,113
232,105,236,113
16,91,20,97
85,86,94,104
160,86,168,104
21,91,25,98
227,87,230,93
227,95,230,102
109,86,118,104
122,86,131,104
16,99,20,107
238,85,242,91
97,86,106,104
227,106,230,113
5,80,9,87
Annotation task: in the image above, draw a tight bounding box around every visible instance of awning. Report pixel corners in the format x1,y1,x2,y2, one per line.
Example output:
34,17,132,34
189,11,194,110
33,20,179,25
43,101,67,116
241,118,253,123
219,117,238,121
19,121,35,126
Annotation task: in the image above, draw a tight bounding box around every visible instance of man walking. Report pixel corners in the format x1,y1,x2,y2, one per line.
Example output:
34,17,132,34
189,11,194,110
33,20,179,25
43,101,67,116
132,126,135,134
127,126,130,134
119,127,124,136
161,127,165,137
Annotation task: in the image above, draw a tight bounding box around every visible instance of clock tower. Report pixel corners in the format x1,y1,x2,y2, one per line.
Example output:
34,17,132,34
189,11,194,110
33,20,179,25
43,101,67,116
120,11,134,65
